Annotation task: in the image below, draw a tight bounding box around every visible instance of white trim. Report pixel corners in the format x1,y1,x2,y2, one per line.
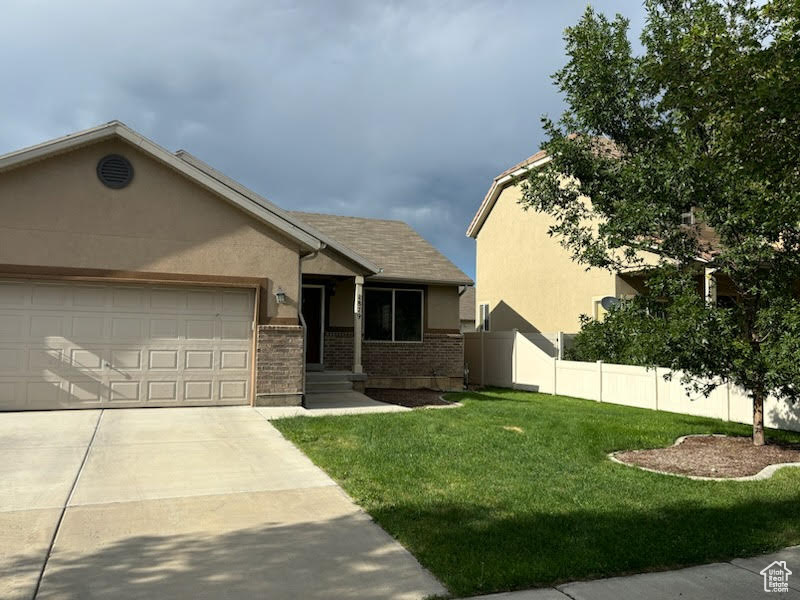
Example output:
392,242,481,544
302,284,325,367
363,287,424,343
466,155,552,238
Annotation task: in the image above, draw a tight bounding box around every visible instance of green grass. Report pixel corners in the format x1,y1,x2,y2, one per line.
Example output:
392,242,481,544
273,389,800,597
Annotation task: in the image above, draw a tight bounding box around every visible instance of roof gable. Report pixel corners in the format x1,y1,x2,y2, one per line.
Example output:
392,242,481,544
290,211,472,286
0,121,322,251
466,150,550,239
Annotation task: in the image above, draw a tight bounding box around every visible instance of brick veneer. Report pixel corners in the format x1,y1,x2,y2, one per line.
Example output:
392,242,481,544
324,331,354,371
255,325,304,406
323,330,464,389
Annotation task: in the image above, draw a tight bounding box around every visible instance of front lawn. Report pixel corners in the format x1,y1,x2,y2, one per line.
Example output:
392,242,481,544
273,389,800,597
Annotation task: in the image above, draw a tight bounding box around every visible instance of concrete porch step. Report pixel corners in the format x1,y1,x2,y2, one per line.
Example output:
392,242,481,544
305,370,356,383
306,380,354,393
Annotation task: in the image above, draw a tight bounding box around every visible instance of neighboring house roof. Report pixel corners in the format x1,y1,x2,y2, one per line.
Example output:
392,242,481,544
174,151,380,274
0,121,325,252
290,211,473,286
466,150,551,238
459,286,476,321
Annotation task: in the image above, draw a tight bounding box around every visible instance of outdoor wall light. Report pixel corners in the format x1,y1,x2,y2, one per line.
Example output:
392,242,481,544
274,288,287,304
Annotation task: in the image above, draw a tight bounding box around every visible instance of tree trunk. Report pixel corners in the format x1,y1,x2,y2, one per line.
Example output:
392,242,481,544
752,389,765,446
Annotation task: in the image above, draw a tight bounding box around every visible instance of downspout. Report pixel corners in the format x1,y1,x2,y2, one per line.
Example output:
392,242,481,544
299,246,325,404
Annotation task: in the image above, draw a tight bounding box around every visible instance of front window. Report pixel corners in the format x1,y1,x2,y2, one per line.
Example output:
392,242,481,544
479,303,490,331
364,288,423,342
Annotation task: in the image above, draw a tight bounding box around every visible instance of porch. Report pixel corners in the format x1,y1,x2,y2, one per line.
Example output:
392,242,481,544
300,274,464,393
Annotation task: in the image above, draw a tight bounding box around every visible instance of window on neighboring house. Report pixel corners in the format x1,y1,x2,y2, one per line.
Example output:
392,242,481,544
592,297,612,322
364,288,423,342
479,303,490,331
681,210,696,225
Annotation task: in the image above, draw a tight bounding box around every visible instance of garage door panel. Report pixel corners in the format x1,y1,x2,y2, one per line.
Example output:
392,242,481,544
185,351,213,370
150,318,179,339
72,286,108,307
30,315,64,338
222,320,251,341
27,381,62,405
68,380,103,403
72,315,105,339
0,282,27,305
111,349,142,371
149,350,178,370
186,320,215,340
29,348,64,370
0,281,254,410
31,285,68,307
0,314,25,338
222,291,253,316
0,348,23,371
220,381,248,401
148,381,177,401
110,381,140,402
187,290,216,312
112,288,145,309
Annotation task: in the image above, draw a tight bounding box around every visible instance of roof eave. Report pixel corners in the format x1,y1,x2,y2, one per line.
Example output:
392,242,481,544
466,154,551,239
176,151,380,275
368,274,474,287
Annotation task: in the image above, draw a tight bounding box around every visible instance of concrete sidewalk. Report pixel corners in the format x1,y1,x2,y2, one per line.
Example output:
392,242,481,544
467,545,800,600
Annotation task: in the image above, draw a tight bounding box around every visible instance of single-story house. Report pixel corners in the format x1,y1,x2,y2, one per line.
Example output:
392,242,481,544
0,121,471,410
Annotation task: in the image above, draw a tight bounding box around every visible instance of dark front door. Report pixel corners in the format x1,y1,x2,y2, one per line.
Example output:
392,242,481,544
302,286,323,365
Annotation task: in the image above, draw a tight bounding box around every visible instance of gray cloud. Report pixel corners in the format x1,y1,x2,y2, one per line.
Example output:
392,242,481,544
0,0,646,278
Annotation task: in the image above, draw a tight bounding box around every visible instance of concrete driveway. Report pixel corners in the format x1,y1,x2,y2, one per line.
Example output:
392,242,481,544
1,407,445,600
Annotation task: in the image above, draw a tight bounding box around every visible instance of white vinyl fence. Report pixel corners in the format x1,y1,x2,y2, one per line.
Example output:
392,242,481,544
464,330,800,433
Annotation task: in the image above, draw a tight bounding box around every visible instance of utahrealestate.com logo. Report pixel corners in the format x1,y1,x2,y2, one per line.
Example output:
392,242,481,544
761,561,792,593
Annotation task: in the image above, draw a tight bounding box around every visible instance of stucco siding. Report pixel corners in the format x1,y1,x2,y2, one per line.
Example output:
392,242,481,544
0,139,300,324
426,285,460,331
301,248,364,277
475,183,616,332
328,279,356,328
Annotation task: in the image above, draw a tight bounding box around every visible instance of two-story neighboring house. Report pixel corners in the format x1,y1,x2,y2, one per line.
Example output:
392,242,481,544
466,151,640,334
466,151,731,334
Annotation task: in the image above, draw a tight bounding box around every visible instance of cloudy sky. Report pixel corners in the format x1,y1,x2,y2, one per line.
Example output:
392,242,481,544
0,1,646,279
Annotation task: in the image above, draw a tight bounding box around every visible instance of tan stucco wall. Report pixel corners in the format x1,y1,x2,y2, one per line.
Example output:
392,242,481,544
0,139,300,323
475,183,616,333
328,279,355,328
426,285,460,330
301,248,364,277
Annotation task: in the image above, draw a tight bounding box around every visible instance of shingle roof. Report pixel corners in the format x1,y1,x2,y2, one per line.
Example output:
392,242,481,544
493,149,548,182
290,211,473,286
459,286,475,321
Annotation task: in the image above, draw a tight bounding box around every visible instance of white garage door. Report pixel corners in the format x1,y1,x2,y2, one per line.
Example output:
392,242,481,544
0,280,255,410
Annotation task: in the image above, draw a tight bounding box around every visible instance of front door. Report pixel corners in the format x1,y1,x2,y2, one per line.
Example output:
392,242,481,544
301,285,324,366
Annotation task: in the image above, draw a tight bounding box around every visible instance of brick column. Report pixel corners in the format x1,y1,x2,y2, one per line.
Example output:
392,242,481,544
255,325,304,406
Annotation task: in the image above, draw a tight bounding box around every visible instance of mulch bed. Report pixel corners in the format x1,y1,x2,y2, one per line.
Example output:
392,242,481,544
365,388,453,408
614,435,800,478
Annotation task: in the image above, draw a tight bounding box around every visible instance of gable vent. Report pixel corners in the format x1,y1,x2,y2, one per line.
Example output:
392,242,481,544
97,154,134,189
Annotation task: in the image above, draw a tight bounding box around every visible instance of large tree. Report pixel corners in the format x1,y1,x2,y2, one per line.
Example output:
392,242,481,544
521,0,800,445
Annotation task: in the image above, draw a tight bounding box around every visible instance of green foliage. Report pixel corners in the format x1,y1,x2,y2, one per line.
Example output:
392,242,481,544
275,390,800,596
520,1,800,434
